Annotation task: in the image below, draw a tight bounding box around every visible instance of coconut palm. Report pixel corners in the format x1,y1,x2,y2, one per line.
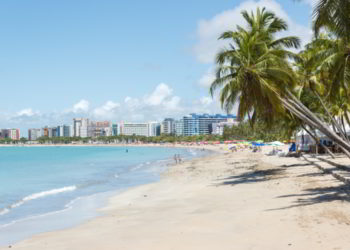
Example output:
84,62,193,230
302,35,350,141
211,7,350,153
210,7,300,125
313,0,350,38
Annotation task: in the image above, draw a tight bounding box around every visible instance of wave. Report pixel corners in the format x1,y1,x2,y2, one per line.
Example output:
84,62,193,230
131,163,144,171
0,186,77,217
0,208,10,216
188,149,197,156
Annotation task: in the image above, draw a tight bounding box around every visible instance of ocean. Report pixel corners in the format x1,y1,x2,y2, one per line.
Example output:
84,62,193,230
0,146,206,246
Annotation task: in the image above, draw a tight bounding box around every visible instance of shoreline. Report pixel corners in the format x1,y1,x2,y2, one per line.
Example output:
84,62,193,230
0,145,214,247
0,143,224,153
3,145,350,249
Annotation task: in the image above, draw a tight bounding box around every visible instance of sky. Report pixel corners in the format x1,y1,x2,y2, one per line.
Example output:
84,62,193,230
0,0,315,135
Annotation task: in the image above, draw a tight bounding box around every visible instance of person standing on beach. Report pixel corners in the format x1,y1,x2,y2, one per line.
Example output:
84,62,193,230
174,154,178,164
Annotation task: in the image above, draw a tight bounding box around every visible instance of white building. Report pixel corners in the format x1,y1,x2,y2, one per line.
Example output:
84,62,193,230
148,122,160,137
120,122,150,137
28,128,41,141
57,125,71,137
104,127,113,137
73,118,91,138
175,120,184,136
212,118,240,136
73,118,83,137
161,118,175,135
69,125,74,137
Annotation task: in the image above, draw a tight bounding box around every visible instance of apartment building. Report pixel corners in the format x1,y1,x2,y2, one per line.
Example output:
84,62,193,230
182,114,237,136
120,122,150,137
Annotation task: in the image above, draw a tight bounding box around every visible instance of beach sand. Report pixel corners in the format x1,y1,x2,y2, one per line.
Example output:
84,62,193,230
3,145,350,250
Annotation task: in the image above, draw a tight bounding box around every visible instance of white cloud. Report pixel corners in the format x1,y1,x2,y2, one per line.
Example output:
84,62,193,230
124,96,140,110
72,99,89,113
93,101,120,118
199,96,213,106
198,68,216,88
1,83,236,136
163,96,182,110
9,108,42,126
143,83,182,111
144,83,173,106
193,0,312,63
16,108,38,117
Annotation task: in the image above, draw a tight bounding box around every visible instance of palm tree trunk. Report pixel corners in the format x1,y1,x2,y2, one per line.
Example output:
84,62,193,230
344,112,350,129
284,90,350,148
301,124,336,159
279,93,350,156
341,115,349,141
312,91,348,141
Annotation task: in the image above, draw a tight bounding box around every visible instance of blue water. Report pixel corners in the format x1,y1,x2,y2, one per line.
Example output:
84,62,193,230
0,146,205,246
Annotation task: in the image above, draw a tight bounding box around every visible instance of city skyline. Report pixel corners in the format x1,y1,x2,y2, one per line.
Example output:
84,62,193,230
0,0,313,134
25,113,238,139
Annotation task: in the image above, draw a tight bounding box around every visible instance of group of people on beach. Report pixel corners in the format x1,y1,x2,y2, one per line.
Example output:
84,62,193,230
173,154,182,164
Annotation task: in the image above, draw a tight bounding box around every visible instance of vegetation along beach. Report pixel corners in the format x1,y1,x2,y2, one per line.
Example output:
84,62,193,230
2,0,350,249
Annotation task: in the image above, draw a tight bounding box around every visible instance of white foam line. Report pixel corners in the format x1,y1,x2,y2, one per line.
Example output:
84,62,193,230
0,186,77,217
0,196,81,229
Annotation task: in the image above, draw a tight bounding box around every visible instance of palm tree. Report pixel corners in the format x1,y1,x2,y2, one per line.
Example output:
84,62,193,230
210,7,350,153
210,7,300,126
313,0,350,38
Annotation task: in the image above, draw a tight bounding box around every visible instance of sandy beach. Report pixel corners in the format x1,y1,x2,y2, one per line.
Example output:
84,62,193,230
3,145,350,250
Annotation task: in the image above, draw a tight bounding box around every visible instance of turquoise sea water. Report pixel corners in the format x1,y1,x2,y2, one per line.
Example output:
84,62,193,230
0,146,205,246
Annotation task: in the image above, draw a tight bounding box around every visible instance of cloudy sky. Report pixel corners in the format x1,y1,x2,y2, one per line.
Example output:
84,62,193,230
0,0,314,135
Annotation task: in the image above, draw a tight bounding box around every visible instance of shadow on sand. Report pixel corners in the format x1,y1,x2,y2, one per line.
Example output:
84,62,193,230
266,159,350,211
215,168,285,186
266,184,350,211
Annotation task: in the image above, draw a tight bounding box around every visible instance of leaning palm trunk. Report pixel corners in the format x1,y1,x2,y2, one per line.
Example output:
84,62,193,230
312,91,348,141
279,91,350,157
344,112,350,129
301,124,335,159
341,116,349,141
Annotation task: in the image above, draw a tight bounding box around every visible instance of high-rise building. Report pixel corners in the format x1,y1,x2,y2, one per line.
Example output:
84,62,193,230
161,118,175,135
69,125,74,137
148,122,161,137
91,121,110,138
73,118,82,137
73,118,91,138
52,127,58,137
112,124,118,136
183,114,237,136
40,128,45,137
120,122,150,137
104,127,113,137
175,119,184,136
28,128,41,140
0,129,19,140
57,125,71,137
0,129,9,139
211,118,240,135
43,127,49,137
9,129,20,140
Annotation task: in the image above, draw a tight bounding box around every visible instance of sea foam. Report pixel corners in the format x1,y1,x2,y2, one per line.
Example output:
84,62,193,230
0,186,77,216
